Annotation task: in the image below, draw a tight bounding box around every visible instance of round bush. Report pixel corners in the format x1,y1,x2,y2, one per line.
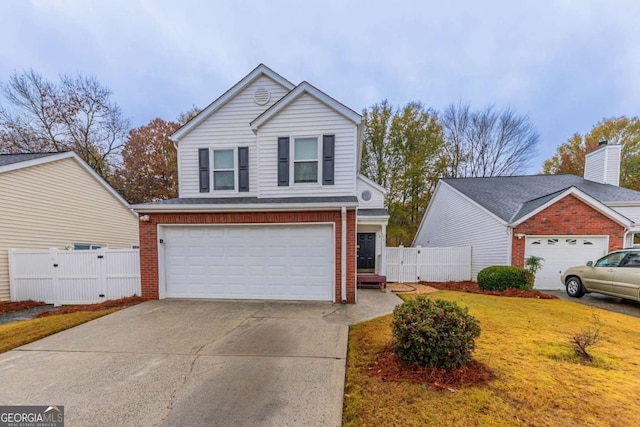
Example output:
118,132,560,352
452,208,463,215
477,266,529,291
391,296,481,370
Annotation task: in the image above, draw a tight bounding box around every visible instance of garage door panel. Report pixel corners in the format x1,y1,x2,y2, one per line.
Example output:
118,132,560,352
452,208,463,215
525,236,607,290
163,224,334,301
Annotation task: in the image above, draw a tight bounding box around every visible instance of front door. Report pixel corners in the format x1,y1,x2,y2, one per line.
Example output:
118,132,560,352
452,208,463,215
357,233,376,270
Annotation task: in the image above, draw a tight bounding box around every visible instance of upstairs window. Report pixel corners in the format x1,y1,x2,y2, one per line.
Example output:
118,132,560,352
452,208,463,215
213,149,235,190
293,137,318,183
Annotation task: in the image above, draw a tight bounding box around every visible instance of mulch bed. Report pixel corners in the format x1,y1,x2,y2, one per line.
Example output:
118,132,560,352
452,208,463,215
36,296,148,318
420,281,558,299
0,300,48,315
370,345,494,390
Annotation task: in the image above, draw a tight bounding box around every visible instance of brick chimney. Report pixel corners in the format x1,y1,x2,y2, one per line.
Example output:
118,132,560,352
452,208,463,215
583,141,621,186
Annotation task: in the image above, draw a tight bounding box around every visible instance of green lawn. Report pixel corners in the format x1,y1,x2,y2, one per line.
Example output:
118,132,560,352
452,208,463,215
344,291,640,427
0,309,118,353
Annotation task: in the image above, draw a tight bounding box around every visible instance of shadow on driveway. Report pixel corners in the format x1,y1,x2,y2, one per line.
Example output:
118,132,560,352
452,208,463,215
547,290,640,318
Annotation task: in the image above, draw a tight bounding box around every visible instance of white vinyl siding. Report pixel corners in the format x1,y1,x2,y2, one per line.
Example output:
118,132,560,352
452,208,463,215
356,176,385,208
608,205,640,223
178,75,290,198
0,158,139,301
413,182,509,279
584,144,621,186
257,94,357,197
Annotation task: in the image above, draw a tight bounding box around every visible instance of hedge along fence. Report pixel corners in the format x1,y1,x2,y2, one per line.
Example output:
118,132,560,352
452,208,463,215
477,266,530,291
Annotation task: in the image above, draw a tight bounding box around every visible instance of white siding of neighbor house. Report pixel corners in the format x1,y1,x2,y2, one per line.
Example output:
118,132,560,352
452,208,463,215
177,75,290,198
256,94,357,198
413,181,509,279
0,158,139,301
356,176,385,208
608,205,640,224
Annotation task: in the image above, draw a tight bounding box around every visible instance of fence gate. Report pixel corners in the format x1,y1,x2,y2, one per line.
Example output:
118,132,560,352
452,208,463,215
386,245,471,283
9,248,141,306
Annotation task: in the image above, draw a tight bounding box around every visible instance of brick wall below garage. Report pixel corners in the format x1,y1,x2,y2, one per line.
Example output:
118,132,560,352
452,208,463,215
511,194,625,267
138,210,357,303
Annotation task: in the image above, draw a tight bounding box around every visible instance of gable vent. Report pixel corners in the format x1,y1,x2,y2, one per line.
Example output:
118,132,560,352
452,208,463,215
253,87,271,105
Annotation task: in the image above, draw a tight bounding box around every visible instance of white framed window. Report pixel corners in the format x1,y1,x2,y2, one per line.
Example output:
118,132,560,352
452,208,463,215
213,149,235,191
74,243,106,250
293,137,319,183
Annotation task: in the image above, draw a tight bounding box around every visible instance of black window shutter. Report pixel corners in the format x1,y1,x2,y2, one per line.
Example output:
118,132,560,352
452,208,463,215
322,135,335,185
277,137,290,186
238,146,249,192
198,148,209,192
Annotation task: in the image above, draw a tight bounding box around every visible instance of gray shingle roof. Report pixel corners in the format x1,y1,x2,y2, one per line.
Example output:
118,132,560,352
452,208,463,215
442,174,640,223
358,208,389,216
0,152,61,167
140,196,359,206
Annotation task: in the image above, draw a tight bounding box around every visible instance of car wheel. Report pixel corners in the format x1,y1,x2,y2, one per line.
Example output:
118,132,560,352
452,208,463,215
566,277,585,298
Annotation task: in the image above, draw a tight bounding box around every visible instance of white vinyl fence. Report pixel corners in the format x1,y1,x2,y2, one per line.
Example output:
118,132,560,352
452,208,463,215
9,248,141,306
386,245,471,283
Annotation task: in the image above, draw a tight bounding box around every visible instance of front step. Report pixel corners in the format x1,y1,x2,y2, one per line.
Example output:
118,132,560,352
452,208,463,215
357,274,387,290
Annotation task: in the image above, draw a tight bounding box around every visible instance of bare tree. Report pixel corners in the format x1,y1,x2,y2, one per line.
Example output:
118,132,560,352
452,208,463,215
0,70,130,179
441,103,539,177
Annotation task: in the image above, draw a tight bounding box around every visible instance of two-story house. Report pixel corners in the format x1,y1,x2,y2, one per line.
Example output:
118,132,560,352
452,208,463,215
133,64,388,303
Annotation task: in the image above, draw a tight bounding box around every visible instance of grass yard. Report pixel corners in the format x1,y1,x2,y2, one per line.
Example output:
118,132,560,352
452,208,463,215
344,291,640,427
0,309,118,353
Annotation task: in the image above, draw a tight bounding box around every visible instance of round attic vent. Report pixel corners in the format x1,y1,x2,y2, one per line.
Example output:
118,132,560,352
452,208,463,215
254,87,271,105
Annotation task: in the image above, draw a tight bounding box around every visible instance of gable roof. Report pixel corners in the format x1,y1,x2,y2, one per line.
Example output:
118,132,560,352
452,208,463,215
171,64,295,142
443,174,640,223
250,81,361,130
0,151,134,215
510,186,632,226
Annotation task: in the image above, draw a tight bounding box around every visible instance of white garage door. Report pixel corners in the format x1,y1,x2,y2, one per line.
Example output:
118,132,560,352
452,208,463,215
524,236,608,290
162,224,334,301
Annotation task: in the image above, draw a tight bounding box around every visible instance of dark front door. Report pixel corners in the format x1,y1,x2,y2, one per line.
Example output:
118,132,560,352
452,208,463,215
357,233,376,270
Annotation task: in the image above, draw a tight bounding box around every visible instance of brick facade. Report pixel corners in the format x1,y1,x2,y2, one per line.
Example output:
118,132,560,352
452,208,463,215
139,210,357,303
511,194,625,267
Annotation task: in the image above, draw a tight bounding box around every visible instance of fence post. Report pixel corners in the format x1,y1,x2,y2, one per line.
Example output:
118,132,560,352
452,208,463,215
98,247,108,301
8,249,16,301
416,246,422,282
466,245,472,280
50,248,60,307
398,244,404,283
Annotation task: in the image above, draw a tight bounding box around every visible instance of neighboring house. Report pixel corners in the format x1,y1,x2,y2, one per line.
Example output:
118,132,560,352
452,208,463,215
133,64,389,303
413,142,640,289
0,152,140,301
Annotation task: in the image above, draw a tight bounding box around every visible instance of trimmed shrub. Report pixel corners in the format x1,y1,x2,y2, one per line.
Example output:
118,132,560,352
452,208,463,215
477,265,529,291
391,296,481,370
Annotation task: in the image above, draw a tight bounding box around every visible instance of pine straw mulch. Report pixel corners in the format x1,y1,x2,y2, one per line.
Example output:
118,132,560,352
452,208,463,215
0,300,48,315
36,296,148,317
418,280,558,299
369,344,494,391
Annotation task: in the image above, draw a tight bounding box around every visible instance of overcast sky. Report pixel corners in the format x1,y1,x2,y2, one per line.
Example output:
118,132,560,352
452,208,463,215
1,0,638,173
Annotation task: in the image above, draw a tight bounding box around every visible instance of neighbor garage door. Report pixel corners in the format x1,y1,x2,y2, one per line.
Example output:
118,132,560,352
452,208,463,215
162,224,334,301
524,236,608,289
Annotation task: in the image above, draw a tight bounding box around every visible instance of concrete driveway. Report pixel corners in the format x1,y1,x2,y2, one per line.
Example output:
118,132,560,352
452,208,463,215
547,290,640,318
0,291,400,426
